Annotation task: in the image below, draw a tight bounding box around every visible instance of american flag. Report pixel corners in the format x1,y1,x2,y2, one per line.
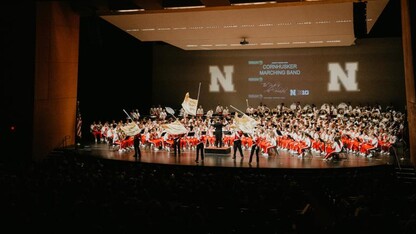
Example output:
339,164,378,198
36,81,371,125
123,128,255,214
76,101,82,138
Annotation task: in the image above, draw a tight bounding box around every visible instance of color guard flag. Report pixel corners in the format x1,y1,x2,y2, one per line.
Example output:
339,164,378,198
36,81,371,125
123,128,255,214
121,122,141,136
234,113,258,134
181,92,198,116
76,101,82,138
161,120,188,135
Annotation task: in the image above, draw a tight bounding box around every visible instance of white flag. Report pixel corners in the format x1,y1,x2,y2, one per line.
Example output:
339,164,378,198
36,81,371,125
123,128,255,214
121,122,141,136
234,114,258,134
161,120,188,135
181,92,198,116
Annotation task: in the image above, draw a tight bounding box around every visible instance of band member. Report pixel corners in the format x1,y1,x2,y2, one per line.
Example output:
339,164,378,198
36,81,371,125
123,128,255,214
197,105,204,118
106,126,115,148
298,132,312,158
90,121,102,143
213,118,226,148
249,132,261,164
206,109,214,119
215,104,223,116
359,132,379,157
195,130,205,163
173,134,182,156
241,132,253,150
379,131,396,155
205,126,215,147
133,133,142,158
232,130,244,160
324,136,343,160
222,106,230,118
147,128,163,151
183,129,197,150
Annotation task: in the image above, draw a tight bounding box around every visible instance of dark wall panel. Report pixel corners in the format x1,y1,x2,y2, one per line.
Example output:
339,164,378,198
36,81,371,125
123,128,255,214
152,38,405,113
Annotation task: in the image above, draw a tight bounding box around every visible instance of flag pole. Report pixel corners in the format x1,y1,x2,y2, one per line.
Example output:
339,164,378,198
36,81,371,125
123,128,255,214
123,109,133,121
230,105,245,116
196,82,201,101
165,107,178,120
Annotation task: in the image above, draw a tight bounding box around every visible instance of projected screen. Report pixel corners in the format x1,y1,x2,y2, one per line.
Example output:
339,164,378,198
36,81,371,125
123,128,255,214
152,38,405,112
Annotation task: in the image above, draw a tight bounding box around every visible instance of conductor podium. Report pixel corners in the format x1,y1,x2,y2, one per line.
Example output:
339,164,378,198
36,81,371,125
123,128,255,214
205,146,231,154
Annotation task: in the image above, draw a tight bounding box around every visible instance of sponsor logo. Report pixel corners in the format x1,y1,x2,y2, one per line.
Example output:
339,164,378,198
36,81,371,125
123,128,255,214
328,62,359,91
209,65,235,92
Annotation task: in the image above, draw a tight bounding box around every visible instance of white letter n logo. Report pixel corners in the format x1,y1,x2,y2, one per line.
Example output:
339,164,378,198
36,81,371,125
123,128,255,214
328,62,359,91
209,65,235,92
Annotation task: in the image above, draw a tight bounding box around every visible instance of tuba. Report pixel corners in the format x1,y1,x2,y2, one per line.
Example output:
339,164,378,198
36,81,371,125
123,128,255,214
371,109,381,119
337,102,348,110
320,103,330,110
393,112,403,122
290,102,297,111
318,108,328,119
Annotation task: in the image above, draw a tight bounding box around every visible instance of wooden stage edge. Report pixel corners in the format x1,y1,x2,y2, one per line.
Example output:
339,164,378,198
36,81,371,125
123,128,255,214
204,147,231,154
64,143,405,171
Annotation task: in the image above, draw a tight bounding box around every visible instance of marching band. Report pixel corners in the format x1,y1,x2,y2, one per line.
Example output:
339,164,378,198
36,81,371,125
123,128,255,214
88,102,405,160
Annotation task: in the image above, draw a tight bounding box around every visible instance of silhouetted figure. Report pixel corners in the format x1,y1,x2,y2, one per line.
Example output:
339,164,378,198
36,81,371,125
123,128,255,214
233,130,244,160
133,133,142,158
173,134,182,156
213,118,226,148
195,131,205,163
249,133,261,164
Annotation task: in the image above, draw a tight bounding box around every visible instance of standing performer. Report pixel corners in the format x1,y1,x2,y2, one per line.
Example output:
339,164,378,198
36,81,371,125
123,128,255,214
232,130,244,160
213,118,226,148
173,134,182,156
249,132,261,164
133,133,142,158
195,130,205,163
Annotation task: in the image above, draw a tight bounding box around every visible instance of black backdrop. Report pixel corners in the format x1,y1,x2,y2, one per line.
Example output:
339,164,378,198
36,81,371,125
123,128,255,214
78,16,406,136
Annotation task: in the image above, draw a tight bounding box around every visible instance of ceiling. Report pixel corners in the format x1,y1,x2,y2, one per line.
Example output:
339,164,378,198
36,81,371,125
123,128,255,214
72,0,393,50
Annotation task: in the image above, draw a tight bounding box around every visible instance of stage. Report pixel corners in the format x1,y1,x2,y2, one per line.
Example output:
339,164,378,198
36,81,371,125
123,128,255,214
204,146,232,155
72,142,400,170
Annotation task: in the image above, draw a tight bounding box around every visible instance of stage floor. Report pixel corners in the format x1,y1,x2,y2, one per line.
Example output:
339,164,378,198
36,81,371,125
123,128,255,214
73,142,400,170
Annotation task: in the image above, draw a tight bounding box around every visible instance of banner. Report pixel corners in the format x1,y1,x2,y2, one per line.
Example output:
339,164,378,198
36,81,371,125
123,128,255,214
234,114,258,134
121,122,141,136
161,120,188,135
181,92,198,116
